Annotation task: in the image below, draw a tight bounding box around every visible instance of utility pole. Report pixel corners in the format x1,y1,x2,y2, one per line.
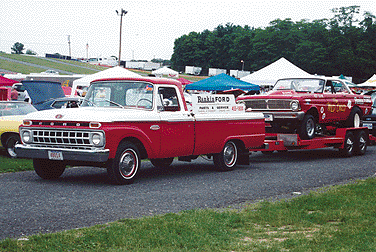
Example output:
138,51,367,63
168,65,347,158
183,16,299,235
116,8,128,66
67,35,71,59
86,43,89,60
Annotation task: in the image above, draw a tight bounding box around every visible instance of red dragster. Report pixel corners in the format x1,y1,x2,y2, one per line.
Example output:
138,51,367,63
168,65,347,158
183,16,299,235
236,77,373,139
15,77,265,184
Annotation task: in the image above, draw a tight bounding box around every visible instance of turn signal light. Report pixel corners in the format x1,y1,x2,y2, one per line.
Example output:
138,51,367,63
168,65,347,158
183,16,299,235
23,120,32,126
89,122,101,128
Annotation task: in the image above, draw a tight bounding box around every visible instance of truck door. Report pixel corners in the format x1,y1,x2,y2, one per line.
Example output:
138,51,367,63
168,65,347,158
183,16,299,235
157,86,195,158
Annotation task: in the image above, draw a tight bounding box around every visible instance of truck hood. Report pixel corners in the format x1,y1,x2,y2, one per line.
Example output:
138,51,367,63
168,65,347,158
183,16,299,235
24,107,160,122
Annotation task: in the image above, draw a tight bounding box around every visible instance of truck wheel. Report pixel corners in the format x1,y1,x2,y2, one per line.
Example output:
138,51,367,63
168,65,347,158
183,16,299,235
33,158,66,179
299,114,316,139
5,134,20,158
213,141,238,171
108,141,140,185
339,132,355,157
346,108,362,128
150,158,174,168
354,130,368,156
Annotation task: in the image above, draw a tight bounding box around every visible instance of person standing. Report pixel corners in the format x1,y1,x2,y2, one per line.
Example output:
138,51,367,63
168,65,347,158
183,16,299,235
11,87,18,100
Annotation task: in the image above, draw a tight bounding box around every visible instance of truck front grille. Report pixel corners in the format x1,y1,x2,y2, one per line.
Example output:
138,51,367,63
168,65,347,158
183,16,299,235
24,128,105,150
244,99,292,110
32,129,91,145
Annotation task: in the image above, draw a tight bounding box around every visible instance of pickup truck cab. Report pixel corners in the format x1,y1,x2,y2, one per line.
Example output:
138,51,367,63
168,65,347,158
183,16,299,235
236,77,373,139
16,77,265,184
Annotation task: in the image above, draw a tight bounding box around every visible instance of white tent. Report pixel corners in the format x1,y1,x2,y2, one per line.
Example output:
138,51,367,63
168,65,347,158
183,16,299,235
358,74,376,87
152,66,179,78
240,57,312,86
70,66,141,96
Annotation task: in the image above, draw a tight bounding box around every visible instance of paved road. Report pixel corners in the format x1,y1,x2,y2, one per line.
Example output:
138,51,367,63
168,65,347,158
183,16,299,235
1,146,375,240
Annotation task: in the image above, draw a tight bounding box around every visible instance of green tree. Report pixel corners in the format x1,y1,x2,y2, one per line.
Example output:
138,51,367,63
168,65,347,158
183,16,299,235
26,49,37,55
11,42,25,54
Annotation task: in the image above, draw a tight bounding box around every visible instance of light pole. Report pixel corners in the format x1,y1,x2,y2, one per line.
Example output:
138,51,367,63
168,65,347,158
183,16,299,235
116,8,128,66
241,60,244,71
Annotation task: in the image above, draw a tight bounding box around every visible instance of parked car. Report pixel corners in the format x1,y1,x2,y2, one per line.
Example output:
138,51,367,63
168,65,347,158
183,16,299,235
236,77,373,139
0,101,37,157
362,91,376,143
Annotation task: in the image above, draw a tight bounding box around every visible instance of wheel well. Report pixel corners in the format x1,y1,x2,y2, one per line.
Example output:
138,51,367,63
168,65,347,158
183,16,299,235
118,137,148,159
231,139,246,153
352,106,363,116
0,132,19,147
307,108,319,123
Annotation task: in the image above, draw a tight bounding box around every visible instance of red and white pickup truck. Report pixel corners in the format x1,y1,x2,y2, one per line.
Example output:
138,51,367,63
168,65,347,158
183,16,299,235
15,77,265,184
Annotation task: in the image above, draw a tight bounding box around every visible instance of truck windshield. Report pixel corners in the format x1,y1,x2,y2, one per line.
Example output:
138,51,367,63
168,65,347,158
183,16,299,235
273,79,325,93
82,81,154,109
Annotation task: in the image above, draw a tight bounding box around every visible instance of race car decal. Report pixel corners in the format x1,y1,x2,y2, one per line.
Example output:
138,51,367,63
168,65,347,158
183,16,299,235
327,99,347,113
347,100,352,109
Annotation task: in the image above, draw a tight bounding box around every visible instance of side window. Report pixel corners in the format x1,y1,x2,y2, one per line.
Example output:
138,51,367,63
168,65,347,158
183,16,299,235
333,81,349,93
157,87,180,112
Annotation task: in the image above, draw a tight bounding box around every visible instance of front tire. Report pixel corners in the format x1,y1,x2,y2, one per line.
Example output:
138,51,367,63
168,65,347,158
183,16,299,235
33,158,66,179
299,114,316,139
213,141,238,171
108,141,140,185
5,134,20,158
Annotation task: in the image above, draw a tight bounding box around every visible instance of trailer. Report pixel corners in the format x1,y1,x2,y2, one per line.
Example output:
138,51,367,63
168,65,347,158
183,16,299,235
252,127,369,157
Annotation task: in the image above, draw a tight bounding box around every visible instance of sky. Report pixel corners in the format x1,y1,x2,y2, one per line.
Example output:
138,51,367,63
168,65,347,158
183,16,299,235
0,0,374,61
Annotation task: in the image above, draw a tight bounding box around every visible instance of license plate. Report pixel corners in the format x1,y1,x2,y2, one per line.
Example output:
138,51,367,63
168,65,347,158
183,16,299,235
264,114,273,122
363,122,373,129
48,151,63,160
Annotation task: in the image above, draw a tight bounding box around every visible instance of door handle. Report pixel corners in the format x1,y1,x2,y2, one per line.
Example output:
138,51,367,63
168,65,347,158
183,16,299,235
150,125,160,131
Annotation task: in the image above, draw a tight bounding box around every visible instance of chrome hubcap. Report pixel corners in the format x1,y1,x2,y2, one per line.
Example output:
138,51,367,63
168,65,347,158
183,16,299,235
224,142,237,167
119,149,137,178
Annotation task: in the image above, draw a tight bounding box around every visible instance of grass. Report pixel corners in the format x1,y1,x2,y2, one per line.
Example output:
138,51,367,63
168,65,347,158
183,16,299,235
0,165,375,251
0,52,207,80
0,52,100,75
0,59,46,74
0,149,33,173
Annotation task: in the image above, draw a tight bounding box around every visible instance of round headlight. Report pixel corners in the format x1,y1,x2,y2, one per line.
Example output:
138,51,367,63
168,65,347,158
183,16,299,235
92,133,102,146
22,130,32,143
290,101,300,111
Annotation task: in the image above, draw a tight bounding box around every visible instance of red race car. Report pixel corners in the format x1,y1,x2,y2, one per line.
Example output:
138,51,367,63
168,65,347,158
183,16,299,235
236,77,373,139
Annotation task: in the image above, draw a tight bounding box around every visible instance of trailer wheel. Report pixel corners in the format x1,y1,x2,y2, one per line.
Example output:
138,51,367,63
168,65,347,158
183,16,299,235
339,131,355,157
33,158,66,180
108,141,140,185
213,141,238,171
150,158,174,168
354,130,368,156
299,114,316,140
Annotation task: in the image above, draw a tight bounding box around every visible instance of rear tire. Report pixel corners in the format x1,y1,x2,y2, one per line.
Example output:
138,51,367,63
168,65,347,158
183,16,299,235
299,114,316,140
213,141,238,171
346,108,362,128
150,158,174,168
107,141,140,185
339,132,355,157
33,158,66,179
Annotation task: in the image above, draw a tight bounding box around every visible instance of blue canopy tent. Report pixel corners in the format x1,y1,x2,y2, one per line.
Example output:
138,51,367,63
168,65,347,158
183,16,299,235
185,73,259,92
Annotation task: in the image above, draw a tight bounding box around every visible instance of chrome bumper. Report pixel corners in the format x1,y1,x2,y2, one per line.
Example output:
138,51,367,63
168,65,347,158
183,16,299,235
15,144,110,162
263,111,305,121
